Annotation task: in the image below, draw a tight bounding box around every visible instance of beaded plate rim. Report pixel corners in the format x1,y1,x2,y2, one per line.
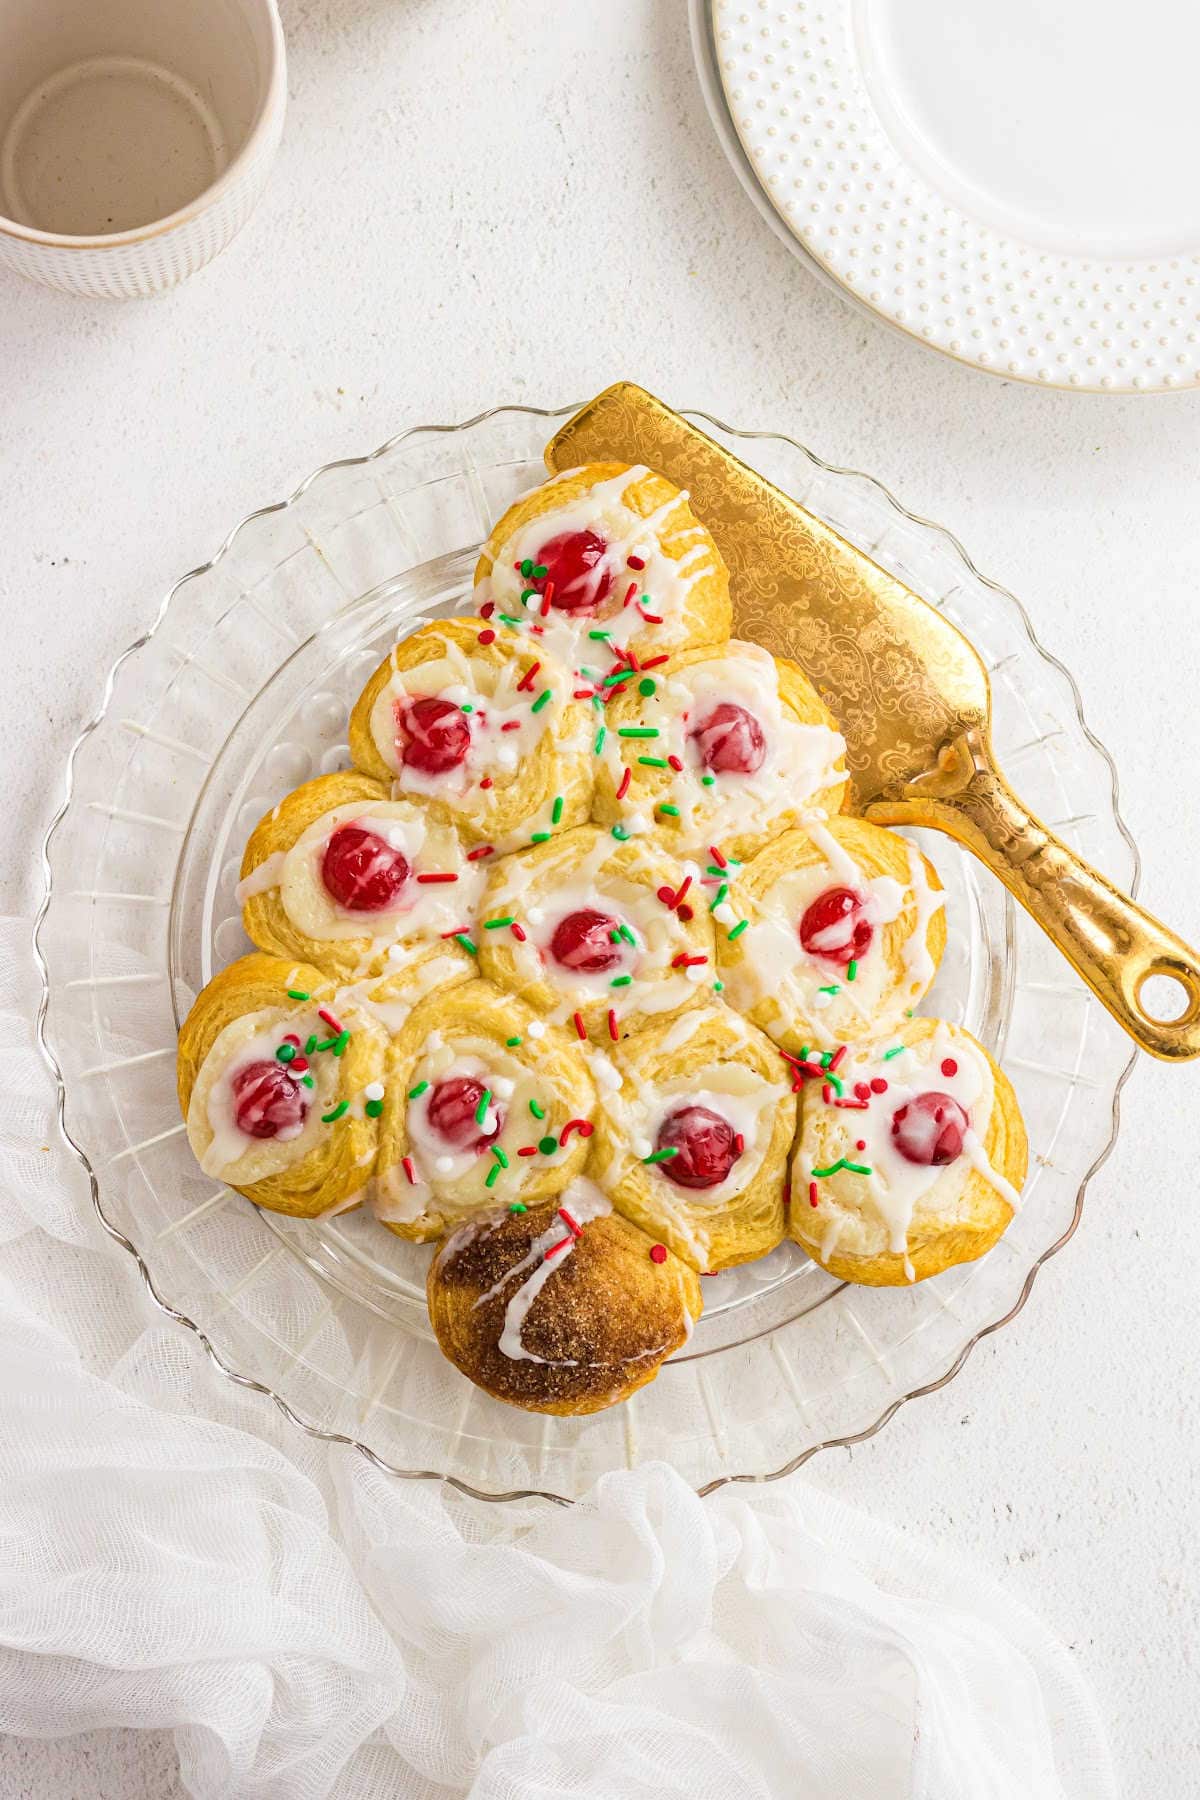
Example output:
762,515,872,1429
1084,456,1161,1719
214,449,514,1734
32,400,1139,1505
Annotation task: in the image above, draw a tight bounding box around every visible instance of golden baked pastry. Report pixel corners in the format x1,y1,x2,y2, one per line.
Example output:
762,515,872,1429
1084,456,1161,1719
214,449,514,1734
473,462,731,672
475,823,716,1043
789,1016,1028,1286
374,978,596,1241
591,639,848,863
588,1005,795,1271
426,1178,702,1415
347,616,592,852
177,954,388,1218
238,770,489,980
716,816,946,1052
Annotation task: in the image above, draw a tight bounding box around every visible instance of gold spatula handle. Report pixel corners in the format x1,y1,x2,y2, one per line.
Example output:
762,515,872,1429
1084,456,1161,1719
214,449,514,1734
869,728,1200,1061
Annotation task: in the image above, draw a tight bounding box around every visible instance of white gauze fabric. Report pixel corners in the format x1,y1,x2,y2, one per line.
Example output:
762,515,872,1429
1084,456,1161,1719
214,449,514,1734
0,919,1115,1800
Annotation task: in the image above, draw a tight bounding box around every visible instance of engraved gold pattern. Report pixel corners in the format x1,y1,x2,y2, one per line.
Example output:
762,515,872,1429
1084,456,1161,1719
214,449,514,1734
548,384,1200,1061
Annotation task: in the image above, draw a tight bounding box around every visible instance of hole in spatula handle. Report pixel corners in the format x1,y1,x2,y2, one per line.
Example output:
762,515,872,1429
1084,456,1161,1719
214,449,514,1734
1136,965,1200,1029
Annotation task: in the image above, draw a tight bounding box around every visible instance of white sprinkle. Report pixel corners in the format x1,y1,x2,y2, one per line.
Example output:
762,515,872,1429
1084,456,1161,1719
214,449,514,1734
435,1155,454,1174
526,1019,547,1039
527,906,545,925
363,1081,385,1102
492,1076,515,1099
632,1136,652,1159
712,902,736,926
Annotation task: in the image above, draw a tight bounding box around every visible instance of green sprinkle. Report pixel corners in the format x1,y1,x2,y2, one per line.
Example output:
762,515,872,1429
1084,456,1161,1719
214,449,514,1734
617,922,637,946
276,1043,296,1063
638,677,657,696
642,1146,680,1164
519,557,534,578
331,1030,350,1058
611,824,629,841
846,959,858,982
538,1135,559,1156
505,1035,522,1047
551,795,564,824
321,1100,349,1124
484,916,515,930
713,979,724,994
882,1045,906,1061
529,1098,546,1120
497,613,524,627
811,1158,848,1178
657,803,681,818
303,1035,317,1055
705,866,726,878
711,883,728,910
454,933,478,956
313,1038,337,1054
408,1080,429,1099
905,1009,914,1018
602,668,636,688
820,1052,833,1068
286,989,309,1001
588,629,611,641
532,563,548,580
485,1162,502,1189
509,1201,527,1213
530,832,552,844
490,1145,510,1168
637,755,668,768
844,1160,873,1176
301,1075,314,1088
799,1046,810,1064
610,974,633,988
460,702,474,714
594,725,607,754
609,928,621,943
701,774,716,786
365,1099,384,1119
825,1070,845,1096
618,726,659,739
727,918,749,941
475,1087,493,1126
818,984,840,996
521,588,537,604
530,688,552,714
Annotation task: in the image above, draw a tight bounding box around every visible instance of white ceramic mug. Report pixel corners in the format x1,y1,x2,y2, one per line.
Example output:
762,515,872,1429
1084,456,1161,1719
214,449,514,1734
0,0,285,298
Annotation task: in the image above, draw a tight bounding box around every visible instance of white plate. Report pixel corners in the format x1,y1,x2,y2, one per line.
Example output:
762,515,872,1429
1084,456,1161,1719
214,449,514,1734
701,0,1200,392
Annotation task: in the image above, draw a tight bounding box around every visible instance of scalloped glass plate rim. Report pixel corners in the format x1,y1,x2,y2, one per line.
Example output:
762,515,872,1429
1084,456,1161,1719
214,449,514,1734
32,399,1139,1505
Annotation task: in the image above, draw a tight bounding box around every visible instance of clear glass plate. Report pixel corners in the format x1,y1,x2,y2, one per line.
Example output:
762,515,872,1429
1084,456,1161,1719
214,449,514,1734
35,403,1137,1501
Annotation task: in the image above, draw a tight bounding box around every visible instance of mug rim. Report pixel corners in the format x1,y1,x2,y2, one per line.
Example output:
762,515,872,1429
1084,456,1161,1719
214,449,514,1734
0,0,286,251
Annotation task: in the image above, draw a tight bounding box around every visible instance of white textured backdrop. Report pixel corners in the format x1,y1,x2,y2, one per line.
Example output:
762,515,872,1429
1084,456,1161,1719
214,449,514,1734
2,1,1198,1793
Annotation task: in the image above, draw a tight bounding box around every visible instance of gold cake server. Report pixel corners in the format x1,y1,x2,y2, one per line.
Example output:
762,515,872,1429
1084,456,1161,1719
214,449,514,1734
547,383,1200,1061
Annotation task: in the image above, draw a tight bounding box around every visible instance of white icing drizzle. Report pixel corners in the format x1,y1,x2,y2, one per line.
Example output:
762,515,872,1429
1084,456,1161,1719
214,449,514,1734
235,852,287,904
476,1180,613,1363
187,1005,344,1183
610,643,847,853
477,465,719,670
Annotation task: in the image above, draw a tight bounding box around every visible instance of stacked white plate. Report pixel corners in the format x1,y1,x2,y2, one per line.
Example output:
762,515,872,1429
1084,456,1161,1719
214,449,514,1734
692,0,1200,392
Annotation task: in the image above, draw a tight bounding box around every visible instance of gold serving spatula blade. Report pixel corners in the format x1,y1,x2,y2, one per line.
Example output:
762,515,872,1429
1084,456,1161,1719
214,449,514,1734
547,382,1200,1061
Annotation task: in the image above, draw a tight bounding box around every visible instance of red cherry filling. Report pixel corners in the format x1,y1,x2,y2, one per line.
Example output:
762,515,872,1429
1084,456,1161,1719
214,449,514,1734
689,702,766,775
531,529,613,614
654,1104,740,1190
550,908,622,973
798,887,874,965
232,1061,309,1140
321,824,410,912
890,1091,970,1167
396,695,470,775
425,1076,503,1152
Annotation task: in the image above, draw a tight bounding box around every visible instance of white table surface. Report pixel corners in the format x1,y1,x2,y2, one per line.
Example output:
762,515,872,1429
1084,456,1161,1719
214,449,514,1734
3,2,1199,1795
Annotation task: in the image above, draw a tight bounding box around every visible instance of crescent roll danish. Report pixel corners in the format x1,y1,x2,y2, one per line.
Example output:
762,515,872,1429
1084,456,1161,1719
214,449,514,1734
592,640,848,863
177,954,388,1218
374,978,596,1240
588,1005,795,1271
426,1179,702,1415
475,824,715,1042
473,462,731,672
716,817,946,1051
238,771,489,980
790,1016,1028,1286
348,616,592,852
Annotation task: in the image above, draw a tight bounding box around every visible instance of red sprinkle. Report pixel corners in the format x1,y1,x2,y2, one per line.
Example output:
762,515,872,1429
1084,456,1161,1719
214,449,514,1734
545,1237,572,1258
478,628,496,645
709,844,727,870
517,660,541,693
574,687,596,700
822,1083,833,1104
282,1033,301,1047
289,1056,309,1074
673,874,693,908
416,871,458,884
402,1156,417,1185
510,922,527,942
639,654,670,670
829,1045,848,1071
870,1077,889,1094
834,1097,869,1110
855,1081,872,1099
530,624,545,636
318,1009,343,1033
573,1011,587,1041
559,1120,594,1147
667,754,684,773
856,1139,867,1152
558,1204,583,1234
656,884,678,909
677,904,694,921
671,953,708,969
649,1243,668,1264
623,581,638,608
517,1145,538,1158
540,582,554,617
440,926,469,939
479,601,496,619
941,1058,958,1077
627,554,646,571
809,1181,820,1208
616,766,632,801
733,1133,745,1154
607,1008,619,1042
466,845,494,861
501,720,522,732
640,612,664,624
479,776,493,790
